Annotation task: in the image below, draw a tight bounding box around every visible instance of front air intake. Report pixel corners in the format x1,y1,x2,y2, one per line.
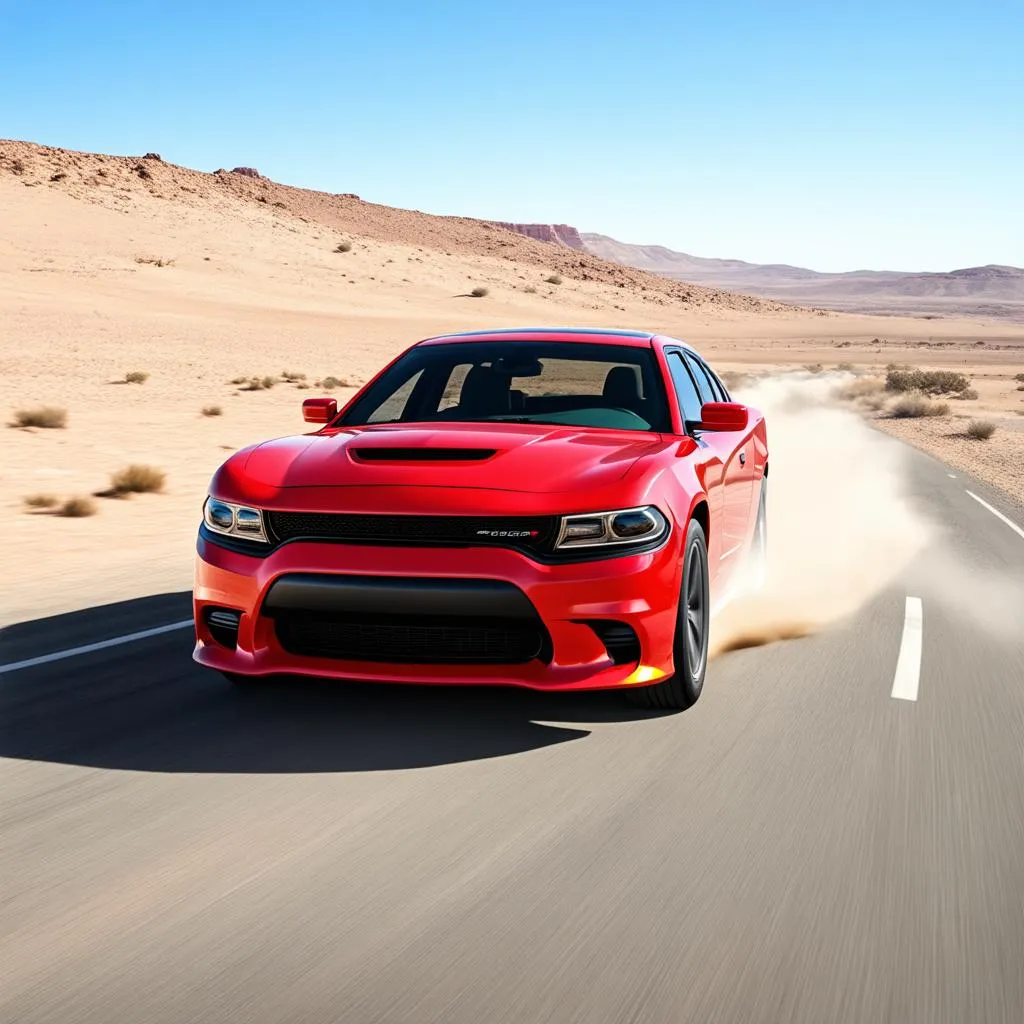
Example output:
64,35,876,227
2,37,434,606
204,608,241,649
581,620,641,665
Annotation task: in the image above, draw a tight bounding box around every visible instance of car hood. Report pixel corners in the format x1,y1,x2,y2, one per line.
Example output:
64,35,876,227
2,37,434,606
239,423,664,494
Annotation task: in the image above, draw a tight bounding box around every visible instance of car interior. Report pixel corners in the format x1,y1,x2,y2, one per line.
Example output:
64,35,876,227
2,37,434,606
438,362,657,431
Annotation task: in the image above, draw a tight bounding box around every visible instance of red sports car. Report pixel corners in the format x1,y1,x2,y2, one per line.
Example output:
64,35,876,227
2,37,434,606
193,327,768,708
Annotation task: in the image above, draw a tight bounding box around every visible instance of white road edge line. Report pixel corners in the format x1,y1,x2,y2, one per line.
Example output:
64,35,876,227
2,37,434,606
891,597,923,702
1,620,193,675
965,490,1024,542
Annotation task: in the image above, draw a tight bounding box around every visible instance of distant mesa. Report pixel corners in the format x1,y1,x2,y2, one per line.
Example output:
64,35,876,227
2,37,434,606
491,222,586,250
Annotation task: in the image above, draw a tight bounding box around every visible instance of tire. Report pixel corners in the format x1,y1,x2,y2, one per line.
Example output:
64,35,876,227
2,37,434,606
630,518,710,711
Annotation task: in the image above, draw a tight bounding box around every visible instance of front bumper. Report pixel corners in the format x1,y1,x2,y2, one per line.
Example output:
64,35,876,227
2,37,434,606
193,531,682,690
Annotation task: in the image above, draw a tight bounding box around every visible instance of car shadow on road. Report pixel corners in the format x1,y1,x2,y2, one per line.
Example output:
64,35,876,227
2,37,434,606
1,593,672,774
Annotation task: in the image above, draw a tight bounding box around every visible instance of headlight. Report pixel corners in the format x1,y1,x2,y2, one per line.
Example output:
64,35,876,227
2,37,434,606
554,506,668,552
203,497,268,544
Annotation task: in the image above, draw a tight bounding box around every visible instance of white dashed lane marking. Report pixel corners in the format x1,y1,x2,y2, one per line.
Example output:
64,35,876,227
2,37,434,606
891,597,923,702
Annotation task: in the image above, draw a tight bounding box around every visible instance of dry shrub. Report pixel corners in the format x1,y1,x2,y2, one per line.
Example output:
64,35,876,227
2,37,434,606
861,394,888,413
281,370,307,382
335,241,352,253
202,405,223,417
110,464,166,495
319,375,352,390
523,285,538,294
886,368,970,396
124,370,149,384
956,388,979,400
470,286,489,297
1014,373,1024,382
835,362,855,371
135,256,173,268
1016,384,1024,392
241,376,276,391
230,376,248,385
60,496,97,518
888,394,950,418
14,406,67,428
966,420,996,440
50,171,67,182
803,363,824,374
545,274,563,285
24,494,58,509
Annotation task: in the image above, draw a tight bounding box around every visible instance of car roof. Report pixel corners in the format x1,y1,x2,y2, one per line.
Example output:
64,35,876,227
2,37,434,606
419,326,658,347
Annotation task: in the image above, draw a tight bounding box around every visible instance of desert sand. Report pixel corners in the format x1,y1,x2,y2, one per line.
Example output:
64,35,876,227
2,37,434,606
2,140,1022,626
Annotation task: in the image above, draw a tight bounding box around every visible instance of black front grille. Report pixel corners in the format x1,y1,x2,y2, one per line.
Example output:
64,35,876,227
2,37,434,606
275,613,546,664
266,511,557,550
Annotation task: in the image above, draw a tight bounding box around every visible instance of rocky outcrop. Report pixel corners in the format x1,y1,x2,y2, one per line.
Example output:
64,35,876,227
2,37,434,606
490,222,586,250
230,167,262,178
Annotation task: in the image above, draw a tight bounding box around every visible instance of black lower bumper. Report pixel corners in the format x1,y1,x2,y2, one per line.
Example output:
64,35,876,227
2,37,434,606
262,574,549,665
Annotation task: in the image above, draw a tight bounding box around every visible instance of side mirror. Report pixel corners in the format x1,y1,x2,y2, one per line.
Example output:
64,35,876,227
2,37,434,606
699,402,749,432
302,397,338,424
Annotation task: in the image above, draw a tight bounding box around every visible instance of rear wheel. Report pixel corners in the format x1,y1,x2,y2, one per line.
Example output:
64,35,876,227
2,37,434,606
629,518,709,711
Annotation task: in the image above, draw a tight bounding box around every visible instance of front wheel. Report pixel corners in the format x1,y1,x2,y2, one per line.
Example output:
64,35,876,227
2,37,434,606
629,518,710,711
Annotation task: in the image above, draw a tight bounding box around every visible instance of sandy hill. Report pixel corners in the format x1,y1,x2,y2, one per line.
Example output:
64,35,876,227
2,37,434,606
582,232,1024,321
0,140,794,315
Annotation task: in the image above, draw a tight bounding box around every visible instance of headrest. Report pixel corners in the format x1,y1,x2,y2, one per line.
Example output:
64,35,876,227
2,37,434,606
459,365,511,416
603,365,643,408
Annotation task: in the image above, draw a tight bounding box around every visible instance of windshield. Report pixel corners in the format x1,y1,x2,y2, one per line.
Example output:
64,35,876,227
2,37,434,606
339,341,670,432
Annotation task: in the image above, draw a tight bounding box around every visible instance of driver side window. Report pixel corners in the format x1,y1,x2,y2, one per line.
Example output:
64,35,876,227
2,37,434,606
667,353,704,427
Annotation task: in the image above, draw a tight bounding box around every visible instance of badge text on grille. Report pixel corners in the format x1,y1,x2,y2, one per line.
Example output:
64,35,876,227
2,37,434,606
475,529,539,538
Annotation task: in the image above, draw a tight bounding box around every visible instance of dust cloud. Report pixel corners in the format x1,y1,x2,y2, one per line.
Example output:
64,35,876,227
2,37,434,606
709,373,935,657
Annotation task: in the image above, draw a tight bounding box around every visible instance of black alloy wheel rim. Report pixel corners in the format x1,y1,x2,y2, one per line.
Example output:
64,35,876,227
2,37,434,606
684,544,707,679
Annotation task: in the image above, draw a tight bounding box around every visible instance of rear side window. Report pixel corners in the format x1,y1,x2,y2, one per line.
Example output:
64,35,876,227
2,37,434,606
695,358,730,402
667,353,703,425
683,353,718,405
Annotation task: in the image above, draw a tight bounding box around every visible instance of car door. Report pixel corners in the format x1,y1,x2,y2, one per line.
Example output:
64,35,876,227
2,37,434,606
665,352,727,574
680,352,753,573
697,357,761,543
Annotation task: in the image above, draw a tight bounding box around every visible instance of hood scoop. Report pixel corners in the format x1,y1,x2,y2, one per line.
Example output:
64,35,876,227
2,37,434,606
350,447,498,463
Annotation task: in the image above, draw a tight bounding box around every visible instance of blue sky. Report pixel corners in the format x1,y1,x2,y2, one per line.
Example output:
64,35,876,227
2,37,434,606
2,0,1021,272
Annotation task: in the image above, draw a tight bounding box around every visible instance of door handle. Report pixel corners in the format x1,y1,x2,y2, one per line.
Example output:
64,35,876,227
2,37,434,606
739,451,746,466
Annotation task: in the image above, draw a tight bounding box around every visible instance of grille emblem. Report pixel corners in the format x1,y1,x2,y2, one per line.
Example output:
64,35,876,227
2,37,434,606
476,529,538,538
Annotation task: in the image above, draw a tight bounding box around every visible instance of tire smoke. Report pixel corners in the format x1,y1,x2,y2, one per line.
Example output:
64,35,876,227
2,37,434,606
710,374,936,657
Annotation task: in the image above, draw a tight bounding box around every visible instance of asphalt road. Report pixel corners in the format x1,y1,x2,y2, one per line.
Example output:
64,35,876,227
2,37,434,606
3,450,1024,1024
